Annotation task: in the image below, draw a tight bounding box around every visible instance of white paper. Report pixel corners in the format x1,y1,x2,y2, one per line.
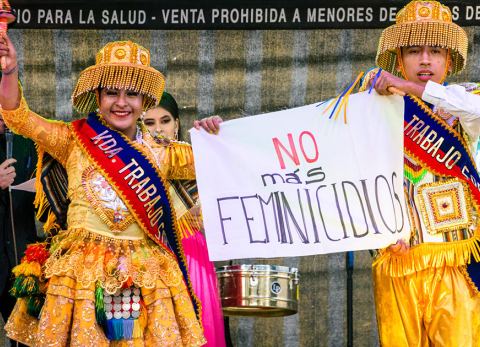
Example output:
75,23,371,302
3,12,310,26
11,178,36,192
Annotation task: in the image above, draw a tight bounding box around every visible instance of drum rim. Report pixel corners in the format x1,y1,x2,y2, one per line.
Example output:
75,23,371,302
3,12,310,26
216,264,298,273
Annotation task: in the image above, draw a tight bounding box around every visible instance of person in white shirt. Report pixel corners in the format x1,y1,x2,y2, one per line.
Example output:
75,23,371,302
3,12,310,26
368,1,480,346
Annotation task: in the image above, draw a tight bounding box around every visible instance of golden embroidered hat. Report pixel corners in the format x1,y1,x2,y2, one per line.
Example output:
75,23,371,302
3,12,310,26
72,41,165,113
376,0,468,76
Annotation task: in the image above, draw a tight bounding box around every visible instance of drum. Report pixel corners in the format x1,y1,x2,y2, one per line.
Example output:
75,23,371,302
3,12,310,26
216,264,299,317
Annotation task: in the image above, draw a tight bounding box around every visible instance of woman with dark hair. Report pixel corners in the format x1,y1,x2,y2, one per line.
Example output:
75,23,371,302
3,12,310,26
0,35,204,346
143,91,180,142
144,92,226,347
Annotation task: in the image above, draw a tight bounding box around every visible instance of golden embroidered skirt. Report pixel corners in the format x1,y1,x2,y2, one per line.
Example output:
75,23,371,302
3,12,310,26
5,229,205,347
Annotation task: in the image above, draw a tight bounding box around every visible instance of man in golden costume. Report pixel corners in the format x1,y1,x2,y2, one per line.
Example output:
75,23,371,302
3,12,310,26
367,1,480,345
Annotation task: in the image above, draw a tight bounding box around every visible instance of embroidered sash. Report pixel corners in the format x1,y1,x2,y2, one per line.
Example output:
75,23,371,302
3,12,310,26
71,113,201,319
403,95,480,209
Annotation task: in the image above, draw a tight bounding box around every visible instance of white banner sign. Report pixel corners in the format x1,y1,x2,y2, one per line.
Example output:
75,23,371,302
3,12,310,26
190,91,410,261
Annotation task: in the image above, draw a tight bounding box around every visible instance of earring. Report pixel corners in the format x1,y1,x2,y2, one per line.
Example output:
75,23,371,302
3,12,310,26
174,129,179,140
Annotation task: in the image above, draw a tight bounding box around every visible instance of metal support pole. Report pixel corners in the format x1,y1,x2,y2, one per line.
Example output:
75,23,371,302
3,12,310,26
5,129,19,347
8,188,18,266
346,251,354,347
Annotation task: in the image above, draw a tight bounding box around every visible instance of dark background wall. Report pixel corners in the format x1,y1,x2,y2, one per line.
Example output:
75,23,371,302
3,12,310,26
2,25,480,346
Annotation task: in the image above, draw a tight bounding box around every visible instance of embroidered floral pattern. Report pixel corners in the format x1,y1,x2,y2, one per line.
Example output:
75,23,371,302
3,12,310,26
44,229,183,293
82,166,135,233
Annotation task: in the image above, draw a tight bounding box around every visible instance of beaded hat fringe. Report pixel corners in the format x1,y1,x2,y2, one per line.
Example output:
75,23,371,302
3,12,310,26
376,0,468,76
72,41,165,114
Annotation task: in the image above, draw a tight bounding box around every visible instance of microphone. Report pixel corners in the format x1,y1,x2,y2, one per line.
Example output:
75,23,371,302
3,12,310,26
5,127,13,159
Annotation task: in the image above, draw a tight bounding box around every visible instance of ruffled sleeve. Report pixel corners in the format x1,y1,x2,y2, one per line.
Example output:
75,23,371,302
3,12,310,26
0,95,74,167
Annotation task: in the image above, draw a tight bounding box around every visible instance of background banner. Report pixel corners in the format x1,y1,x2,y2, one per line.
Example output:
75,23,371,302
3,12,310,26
8,0,480,29
191,91,409,261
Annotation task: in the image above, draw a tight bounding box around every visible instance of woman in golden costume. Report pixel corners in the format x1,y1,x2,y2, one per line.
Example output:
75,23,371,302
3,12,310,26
0,34,205,346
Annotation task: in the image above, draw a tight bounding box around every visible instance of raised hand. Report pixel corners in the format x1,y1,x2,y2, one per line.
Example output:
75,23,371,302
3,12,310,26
0,33,17,74
373,70,424,98
0,33,20,110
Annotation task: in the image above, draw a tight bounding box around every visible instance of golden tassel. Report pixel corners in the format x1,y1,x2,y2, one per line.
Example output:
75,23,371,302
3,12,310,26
43,210,59,233
176,210,203,240
375,235,480,277
33,146,44,209
32,146,49,224
163,142,195,179
12,262,42,278
163,142,194,167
